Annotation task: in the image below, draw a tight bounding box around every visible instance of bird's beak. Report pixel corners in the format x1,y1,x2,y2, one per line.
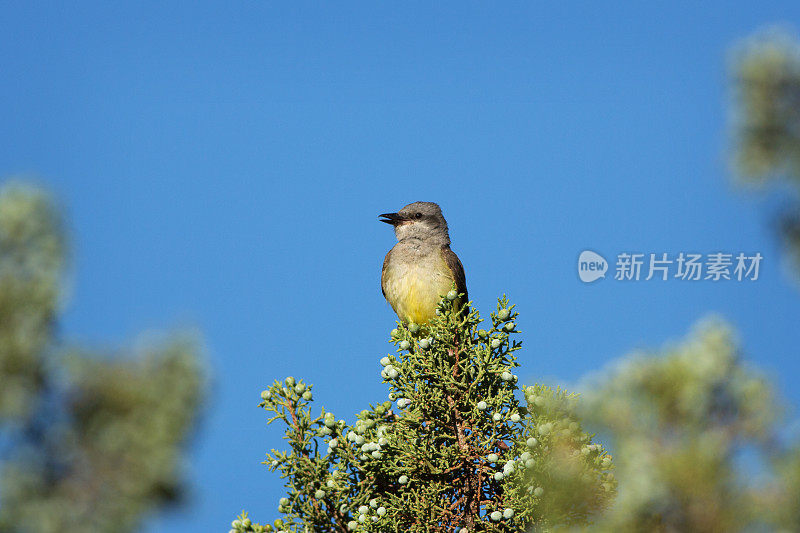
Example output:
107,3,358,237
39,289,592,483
379,212,403,225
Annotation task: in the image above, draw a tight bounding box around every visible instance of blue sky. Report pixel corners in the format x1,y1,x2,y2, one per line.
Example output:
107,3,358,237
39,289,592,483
3,2,800,531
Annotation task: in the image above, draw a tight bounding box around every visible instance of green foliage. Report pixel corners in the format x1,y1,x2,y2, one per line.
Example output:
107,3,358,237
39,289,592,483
732,29,800,182
237,297,614,532
578,318,800,532
731,29,800,276
0,183,63,422
0,181,207,533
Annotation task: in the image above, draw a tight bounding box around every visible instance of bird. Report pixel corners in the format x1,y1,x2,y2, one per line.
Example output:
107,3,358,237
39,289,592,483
379,201,468,324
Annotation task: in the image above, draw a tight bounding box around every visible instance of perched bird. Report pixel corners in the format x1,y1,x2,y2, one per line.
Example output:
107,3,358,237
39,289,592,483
380,202,468,324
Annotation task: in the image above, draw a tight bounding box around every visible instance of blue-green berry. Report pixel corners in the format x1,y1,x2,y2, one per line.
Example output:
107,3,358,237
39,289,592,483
285,376,295,387
488,453,499,462
315,489,326,499
510,413,521,423
491,339,502,349
500,371,512,381
399,340,411,350
493,472,504,481
347,520,358,531
377,506,386,516
398,475,408,484
446,289,458,300
497,308,510,320
408,322,420,334
477,329,488,338
534,487,544,497
260,390,271,400
418,338,430,349
526,437,538,447
493,413,502,422
477,401,488,411
503,508,514,519
302,391,312,400
380,356,391,366
490,510,503,521
504,322,516,332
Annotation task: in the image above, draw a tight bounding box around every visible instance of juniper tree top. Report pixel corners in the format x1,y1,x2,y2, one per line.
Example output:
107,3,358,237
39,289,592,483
233,296,615,532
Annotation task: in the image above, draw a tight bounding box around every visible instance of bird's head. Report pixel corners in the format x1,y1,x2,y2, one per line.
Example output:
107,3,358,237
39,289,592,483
379,201,450,245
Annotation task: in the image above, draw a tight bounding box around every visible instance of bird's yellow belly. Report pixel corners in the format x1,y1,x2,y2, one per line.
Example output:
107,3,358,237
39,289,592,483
384,261,454,324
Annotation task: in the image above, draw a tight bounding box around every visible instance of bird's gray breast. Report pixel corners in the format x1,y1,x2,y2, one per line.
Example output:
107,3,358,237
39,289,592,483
383,242,454,304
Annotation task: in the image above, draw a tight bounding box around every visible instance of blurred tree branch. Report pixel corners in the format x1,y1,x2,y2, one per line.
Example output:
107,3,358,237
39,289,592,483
578,319,800,532
731,28,800,279
0,181,207,533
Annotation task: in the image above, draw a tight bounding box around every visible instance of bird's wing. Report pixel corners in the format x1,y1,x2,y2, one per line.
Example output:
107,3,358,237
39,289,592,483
381,249,391,298
440,246,468,303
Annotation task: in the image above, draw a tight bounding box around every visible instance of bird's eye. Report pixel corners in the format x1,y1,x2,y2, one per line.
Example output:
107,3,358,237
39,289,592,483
415,212,423,219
